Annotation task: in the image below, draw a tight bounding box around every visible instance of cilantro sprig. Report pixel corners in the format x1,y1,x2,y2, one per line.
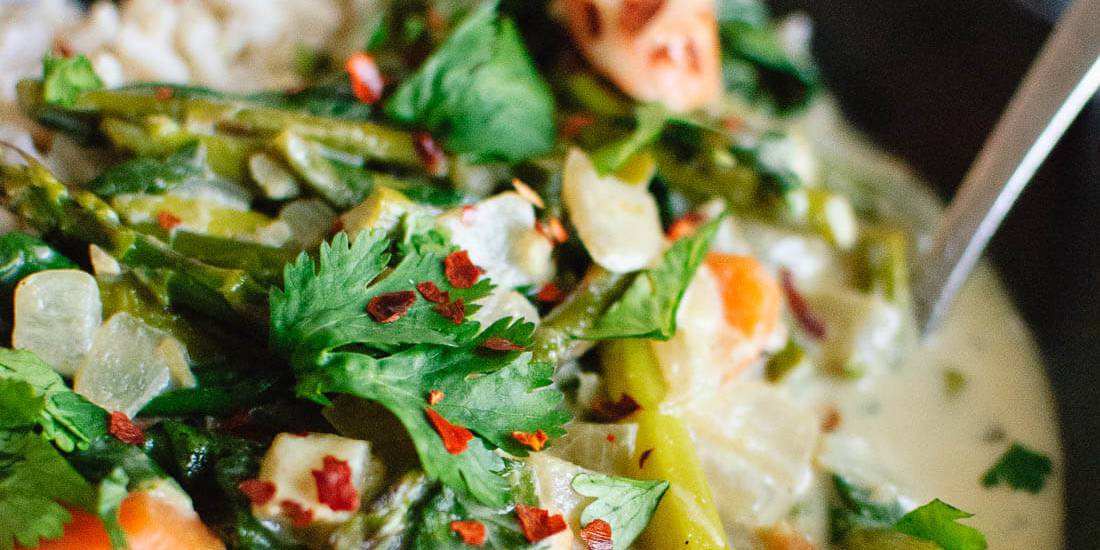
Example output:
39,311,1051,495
572,473,669,550
981,442,1053,494
271,231,569,506
0,349,106,452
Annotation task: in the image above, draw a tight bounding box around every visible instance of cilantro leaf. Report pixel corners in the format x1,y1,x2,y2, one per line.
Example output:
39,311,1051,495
89,141,211,197
895,499,988,550
41,53,104,108
272,232,569,507
981,442,1053,493
579,215,723,341
0,379,45,430
591,103,670,175
385,0,555,163
412,470,538,550
0,349,107,451
572,473,669,550
829,474,903,542
0,430,96,550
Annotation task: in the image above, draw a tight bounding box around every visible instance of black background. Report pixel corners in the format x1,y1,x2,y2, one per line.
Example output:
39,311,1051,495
765,0,1098,546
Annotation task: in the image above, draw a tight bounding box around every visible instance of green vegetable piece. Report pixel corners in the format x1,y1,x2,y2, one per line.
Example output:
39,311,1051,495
943,368,967,399
572,473,670,550
0,231,77,290
89,141,210,197
412,484,535,549
765,338,808,382
895,499,988,550
579,215,723,341
591,103,670,175
170,231,297,287
842,529,940,550
41,53,103,108
0,378,45,430
332,471,432,550
857,228,911,307
95,467,131,549
829,474,903,542
529,267,632,367
0,348,107,451
981,442,1053,493
386,0,555,163
0,430,97,550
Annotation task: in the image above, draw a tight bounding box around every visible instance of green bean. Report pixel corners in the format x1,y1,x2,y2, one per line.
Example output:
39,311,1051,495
530,266,632,367
856,227,911,307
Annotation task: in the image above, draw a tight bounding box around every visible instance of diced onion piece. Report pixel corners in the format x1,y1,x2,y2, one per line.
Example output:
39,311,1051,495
437,192,555,288
75,312,174,416
253,433,379,528
562,148,663,273
13,269,102,377
527,453,587,548
547,422,638,476
683,382,819,528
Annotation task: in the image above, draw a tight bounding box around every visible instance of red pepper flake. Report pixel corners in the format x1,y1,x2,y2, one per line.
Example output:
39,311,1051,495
582,2,603,39
449,520,487,546
560,113,597,140
330,217,346,234
367,290,417,323
434,298,466,325
428,389,445,405
721,116,745,133
535,282,565,304
238,479,276,506
511,429,548,452
512,178,545,209
108,411,145,445
154,86,174,101
606,433,617,443
479,337,525,352
821,407,842,433
425,7,448,32
426,407,474,454
779,269,826,339
312,455,360,512
416,281,450,304
460,204,477,225
280,500,315,528
580,519,613,550
346,52,385,104
415,132,448,177
666,212,705,240
515,505,567,543
156,211,182,231
620,0,666,36
444,250,482,289
638,448,655,469
52,39,73,58
591,394,642,422
536,218,569,245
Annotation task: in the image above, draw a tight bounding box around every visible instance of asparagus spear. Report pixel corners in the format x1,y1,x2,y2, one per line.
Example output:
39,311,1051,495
0,146,269,330
530,266,633,367
600,339,729,550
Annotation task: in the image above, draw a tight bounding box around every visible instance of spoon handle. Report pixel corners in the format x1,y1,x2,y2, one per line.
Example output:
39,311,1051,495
916,0,1100,334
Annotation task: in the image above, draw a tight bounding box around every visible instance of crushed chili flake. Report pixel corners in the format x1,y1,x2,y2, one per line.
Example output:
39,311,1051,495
580,519,613,550
535,282,565,304
428,389,445,405
591,394,642,422
582,2,602,39
515,505,567,543
479,337,525,352
721,116,745,133
312,455,359,512
426,407,474,455
638,448,655,469
512,429,548,452
367,290,417,323
238,479,276,506
606,433,617,443
512,178,545,209
444,250,482,289
449,520,487,546
416,281,450,304
346,52,385,104
414,132,448,177
779,269,826,339
536,218,569,245
460,204,477,225
330,217,346,234
434,298,466,325
52,39,73,58
561,113,597,140
154,86,174,101
280,500,315,528
156,211,182,231
108,411,145,445
666,212,705,240
425,7,448,31
821,407,842,433
620,0,666,36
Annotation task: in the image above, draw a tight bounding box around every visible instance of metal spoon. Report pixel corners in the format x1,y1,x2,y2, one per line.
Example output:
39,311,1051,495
916,0,1100,334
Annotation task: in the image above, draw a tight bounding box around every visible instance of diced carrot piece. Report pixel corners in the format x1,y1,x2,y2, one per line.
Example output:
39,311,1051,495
27,491,225,550
758,526,818,550
704,253,782,346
